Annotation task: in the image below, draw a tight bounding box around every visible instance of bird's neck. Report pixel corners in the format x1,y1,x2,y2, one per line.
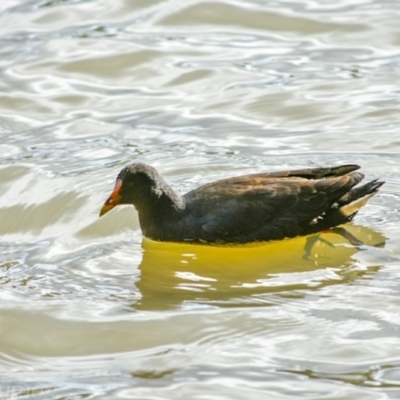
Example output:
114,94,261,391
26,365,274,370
135,180,185,225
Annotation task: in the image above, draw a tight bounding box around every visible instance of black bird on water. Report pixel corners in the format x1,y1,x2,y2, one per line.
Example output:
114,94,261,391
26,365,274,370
100,163,384,244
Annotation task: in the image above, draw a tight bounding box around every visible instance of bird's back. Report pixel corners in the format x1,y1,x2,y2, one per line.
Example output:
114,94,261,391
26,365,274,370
178,166,380,243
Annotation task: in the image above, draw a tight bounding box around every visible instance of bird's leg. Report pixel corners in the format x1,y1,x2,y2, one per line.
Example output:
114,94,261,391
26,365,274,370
329,227,364,247
302,234,335,260
303,226,367,260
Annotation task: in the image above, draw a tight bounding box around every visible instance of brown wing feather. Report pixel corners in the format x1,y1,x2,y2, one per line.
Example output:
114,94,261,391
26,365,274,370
186,164,360,197
183,170,364,243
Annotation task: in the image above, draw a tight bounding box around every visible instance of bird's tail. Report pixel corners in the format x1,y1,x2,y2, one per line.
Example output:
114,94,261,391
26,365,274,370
338,179,384,218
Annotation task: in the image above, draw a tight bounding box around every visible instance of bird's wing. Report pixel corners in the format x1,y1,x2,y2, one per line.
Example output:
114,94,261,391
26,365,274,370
253,164,360,179
183,171,363,242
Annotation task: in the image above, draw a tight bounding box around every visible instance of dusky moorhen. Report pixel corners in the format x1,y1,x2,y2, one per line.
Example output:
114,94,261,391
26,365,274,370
100,163,384,244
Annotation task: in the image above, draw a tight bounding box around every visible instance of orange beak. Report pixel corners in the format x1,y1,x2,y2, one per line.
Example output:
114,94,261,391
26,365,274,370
99,179,123,217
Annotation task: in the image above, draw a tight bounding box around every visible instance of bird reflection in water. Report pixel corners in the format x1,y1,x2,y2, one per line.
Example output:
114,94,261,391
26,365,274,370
133,224,386,311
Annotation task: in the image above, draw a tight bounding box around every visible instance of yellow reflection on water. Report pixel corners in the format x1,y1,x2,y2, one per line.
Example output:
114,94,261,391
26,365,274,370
136,224,386,310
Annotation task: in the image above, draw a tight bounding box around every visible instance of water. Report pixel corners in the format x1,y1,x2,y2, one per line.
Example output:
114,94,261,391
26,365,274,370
1,0,400,399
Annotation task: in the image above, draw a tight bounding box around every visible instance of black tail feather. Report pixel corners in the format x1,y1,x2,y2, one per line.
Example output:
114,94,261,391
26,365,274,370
338,178,385,206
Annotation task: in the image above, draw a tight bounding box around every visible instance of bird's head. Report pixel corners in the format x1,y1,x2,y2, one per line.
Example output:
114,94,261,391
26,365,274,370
99,163,163,217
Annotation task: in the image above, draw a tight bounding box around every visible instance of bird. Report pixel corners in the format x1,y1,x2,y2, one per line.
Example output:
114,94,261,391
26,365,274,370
99,163,384,244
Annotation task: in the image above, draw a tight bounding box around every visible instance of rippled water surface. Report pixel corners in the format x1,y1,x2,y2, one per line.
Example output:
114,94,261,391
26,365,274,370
1,0,400,399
